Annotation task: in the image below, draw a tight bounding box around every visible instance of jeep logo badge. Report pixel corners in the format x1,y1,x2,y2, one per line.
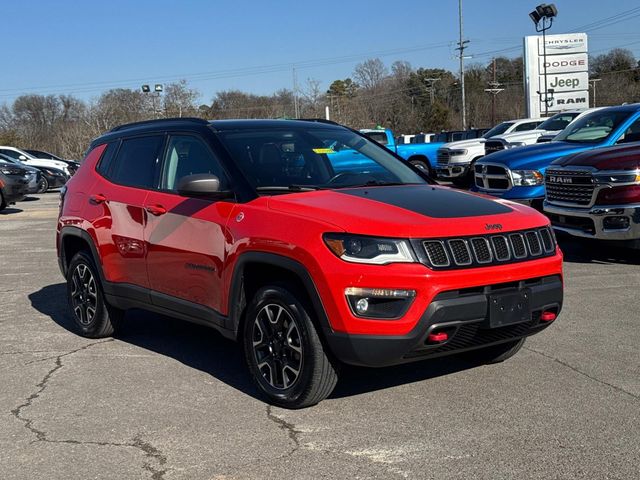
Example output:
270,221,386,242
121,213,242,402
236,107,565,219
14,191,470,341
485,223,503,231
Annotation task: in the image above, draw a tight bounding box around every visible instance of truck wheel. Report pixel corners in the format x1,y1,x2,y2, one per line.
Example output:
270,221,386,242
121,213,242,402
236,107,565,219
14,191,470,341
409,159,434,177
66,251,123,338
461,338,526,364
243,284,338,409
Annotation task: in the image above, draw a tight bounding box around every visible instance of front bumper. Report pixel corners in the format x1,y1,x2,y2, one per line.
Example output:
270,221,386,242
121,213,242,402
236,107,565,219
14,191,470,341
437,163,470,179
325,274,563,367
1,182,27,204
544,201,640,240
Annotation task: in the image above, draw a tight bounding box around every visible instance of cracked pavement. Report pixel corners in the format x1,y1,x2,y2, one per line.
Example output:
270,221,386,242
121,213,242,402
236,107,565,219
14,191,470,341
1,193,639,479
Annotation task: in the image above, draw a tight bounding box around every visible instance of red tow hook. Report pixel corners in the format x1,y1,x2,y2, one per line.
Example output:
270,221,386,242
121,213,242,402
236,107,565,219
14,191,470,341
427,331,449,343
540,311,557,322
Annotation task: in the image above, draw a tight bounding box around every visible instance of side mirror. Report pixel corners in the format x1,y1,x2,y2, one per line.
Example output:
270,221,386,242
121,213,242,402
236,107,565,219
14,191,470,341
176,173,233,200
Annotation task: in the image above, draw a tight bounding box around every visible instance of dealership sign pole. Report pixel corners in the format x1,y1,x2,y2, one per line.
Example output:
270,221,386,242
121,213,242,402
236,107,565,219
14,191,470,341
524,32,589,117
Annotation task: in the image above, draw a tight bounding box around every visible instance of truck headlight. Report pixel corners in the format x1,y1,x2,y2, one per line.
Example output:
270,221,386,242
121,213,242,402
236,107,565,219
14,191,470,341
449,149,468,156
594,173,640,184
512,170,544,186
324,233,416,265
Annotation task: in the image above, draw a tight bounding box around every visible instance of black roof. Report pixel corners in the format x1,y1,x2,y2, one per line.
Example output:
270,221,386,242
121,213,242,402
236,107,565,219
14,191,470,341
93,117,343,145
209,118,342,131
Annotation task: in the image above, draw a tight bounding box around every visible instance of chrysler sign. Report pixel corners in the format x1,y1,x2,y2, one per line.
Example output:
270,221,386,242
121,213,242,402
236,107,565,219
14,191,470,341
524,33,589,117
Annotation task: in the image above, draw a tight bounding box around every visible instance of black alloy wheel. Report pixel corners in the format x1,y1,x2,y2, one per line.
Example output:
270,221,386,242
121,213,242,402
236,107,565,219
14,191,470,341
251,303,303,390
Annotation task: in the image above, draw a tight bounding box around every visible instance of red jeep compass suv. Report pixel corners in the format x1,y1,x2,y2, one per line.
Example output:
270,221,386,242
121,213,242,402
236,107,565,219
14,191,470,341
57,118,563,408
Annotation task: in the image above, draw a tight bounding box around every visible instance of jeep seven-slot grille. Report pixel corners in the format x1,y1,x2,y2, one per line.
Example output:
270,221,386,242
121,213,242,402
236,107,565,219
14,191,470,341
545,169,595,206
419,227,556,270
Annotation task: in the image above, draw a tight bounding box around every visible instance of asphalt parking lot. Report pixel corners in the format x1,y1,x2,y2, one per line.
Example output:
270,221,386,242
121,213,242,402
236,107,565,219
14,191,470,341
1,192,639,480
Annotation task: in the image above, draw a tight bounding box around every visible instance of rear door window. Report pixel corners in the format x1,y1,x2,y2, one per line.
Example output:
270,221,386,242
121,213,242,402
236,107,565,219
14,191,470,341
108,135,164,188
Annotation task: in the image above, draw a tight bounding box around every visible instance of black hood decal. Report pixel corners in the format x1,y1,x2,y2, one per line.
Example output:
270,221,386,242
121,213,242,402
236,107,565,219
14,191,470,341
338,186,513,218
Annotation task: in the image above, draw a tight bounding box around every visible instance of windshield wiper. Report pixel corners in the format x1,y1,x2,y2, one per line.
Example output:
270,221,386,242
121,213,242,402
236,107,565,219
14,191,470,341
344,180,414,188
255,185,324,192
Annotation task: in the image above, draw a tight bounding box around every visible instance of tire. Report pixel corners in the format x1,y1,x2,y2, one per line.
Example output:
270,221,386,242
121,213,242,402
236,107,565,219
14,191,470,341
409,159,431,174
66,251,123,338
0,191,5,211
243,284,338,408
461,338,526,364
37,176,49,194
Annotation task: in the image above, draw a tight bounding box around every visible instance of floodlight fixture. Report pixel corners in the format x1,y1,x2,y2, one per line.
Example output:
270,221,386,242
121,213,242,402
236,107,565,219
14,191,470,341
154,84,163,93
141,85,151,93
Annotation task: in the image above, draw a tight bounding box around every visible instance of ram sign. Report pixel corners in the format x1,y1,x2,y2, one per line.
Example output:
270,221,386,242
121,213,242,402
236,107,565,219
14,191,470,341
524,33,589,117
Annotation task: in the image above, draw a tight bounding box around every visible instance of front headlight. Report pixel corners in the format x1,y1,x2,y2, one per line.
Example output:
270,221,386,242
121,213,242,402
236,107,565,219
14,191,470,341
512,170,544,186
323,233,416,265
594,173,640,184
507,142,526,149
449,149,468,156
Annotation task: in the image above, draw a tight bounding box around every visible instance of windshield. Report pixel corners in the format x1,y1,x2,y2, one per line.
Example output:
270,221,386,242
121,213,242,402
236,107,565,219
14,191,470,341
554,110,631,143
483,122,515,138
216,126,427,191
537,112,579,132
361,131,389,145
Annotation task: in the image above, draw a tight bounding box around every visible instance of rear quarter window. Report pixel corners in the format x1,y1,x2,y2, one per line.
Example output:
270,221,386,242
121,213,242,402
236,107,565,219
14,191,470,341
107,135,164,188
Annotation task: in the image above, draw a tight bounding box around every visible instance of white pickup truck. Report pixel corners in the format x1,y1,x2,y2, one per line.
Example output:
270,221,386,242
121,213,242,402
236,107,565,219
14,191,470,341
436,118,543,186
483,110,594,156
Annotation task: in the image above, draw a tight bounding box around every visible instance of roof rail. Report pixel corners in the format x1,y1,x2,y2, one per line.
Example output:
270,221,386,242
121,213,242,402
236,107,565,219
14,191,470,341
109,117,209,132
296,118,341,126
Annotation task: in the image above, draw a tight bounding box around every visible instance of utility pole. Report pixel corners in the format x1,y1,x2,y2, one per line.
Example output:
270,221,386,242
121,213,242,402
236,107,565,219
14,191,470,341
484,59,504,126
292,65,299,119
589,78,601,107
456,0,469,130
424,78,440,104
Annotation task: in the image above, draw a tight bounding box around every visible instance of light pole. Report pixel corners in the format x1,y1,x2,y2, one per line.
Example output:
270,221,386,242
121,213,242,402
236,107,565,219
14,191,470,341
141,84,163,118
529,3,558,116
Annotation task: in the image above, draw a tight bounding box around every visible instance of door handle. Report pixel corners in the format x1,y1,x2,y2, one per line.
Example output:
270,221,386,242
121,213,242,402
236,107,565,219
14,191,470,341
89,193,107,204
145,204,167,216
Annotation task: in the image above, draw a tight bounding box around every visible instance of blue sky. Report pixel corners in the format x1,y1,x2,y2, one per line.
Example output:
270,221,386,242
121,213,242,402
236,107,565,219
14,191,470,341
2,0,639,105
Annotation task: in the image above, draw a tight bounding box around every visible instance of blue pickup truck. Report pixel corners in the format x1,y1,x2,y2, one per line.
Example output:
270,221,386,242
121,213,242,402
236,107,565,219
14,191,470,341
359,128,444,175
474,104,640,208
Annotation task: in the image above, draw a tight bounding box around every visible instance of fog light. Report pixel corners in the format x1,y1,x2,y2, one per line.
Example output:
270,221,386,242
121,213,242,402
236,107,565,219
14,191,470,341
540,311,557,322
603,216,630,230
355,298,369,314
345,287,416,319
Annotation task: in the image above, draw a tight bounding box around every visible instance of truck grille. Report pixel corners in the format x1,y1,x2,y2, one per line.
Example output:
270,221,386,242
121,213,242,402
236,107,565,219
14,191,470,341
437,150,450,165
418,226,556,270
545,169,595,206
484,140,504,156
474,164,511,190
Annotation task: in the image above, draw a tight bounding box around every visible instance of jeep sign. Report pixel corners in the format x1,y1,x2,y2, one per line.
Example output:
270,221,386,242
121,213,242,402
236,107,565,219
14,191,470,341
524,33,589,117
546,72,589,93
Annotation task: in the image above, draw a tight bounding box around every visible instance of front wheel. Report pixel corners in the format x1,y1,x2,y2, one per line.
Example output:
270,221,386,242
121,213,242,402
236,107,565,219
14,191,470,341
243,285,338,408
66,251,123,338
37,176,49,193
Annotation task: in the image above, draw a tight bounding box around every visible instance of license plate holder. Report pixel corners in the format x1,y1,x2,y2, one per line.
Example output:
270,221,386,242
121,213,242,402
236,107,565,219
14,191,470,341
488,289,531,328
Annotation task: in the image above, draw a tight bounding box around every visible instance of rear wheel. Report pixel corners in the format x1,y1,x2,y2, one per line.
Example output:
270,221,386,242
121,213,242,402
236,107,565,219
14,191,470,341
0,191,6,211
243,284,338,408
409,159,435,179
66,251,123,338
461,338,526,364
37,176,49,193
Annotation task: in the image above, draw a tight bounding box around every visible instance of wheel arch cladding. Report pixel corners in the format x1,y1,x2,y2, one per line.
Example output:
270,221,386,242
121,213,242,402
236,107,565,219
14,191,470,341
59,227,104,280
228,252,333,341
